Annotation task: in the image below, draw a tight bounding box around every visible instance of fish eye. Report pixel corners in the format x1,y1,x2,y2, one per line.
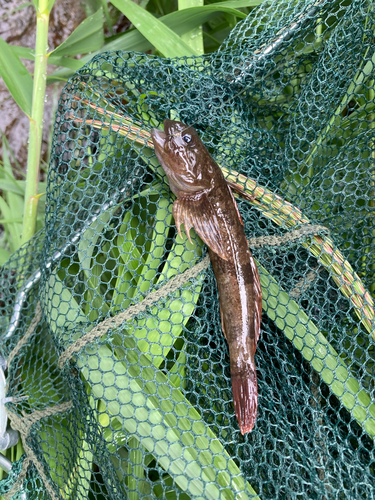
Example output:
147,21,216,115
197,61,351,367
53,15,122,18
182,134,192,144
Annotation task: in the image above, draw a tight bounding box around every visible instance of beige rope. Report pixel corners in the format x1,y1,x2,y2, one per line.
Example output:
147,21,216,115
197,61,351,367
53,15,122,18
5,402,73,500
5,303,73,500
7,402,73,438
58,254,211,368
248,224,329,249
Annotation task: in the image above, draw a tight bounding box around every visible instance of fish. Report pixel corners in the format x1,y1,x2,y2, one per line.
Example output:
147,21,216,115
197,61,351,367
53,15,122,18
151,119,262,434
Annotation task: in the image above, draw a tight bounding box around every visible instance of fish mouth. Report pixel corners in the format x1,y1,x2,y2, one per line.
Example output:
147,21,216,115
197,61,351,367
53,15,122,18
164,119,186,137
151,119,188,152
151,127,166,151
163,119,174,136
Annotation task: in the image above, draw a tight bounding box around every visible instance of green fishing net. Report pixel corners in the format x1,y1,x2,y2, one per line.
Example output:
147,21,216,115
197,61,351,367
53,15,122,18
1,0,375,498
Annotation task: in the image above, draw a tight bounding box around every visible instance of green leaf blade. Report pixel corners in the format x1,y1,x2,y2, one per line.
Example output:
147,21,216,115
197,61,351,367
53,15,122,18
78,344,261,500
0,36,33,115
49,7,105,57
47,2,258,81
259,263,375,437
110,0,199,57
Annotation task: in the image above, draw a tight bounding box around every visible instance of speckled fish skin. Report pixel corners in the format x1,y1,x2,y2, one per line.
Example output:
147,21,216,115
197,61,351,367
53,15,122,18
151,119,262,434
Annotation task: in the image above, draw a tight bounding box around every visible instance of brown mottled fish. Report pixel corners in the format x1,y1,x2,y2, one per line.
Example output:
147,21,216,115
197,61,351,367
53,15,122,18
151,119,262,434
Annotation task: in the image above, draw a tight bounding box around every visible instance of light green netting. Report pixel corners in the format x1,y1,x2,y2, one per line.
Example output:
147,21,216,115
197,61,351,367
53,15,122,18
1,0,375,498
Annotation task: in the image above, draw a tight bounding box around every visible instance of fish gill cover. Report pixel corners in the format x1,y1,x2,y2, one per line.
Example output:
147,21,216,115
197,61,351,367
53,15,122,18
0,0,375,499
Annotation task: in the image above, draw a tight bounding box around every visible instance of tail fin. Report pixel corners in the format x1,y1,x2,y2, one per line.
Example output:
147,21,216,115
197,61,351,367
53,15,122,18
231,368,258,435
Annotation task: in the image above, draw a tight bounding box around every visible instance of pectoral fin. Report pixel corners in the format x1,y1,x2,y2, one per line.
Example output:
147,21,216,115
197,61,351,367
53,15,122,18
173,193,231,261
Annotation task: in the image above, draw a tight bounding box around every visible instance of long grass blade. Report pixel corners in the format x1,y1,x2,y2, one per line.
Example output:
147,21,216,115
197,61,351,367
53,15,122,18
0,36,33,115
110,0,200,57
259,263,375,436
49,7,104,57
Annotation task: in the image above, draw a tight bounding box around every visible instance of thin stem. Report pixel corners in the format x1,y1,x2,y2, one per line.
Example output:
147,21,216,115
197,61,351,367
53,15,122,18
22,0,50,243
368,80,374,208
368,79,375,293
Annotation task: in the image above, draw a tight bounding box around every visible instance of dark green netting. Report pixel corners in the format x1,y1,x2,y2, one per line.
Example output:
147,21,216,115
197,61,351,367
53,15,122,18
1,0,375,498
0,456,49,500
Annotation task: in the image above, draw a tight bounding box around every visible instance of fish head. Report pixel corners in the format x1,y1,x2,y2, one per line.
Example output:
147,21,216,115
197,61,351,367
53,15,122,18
151,119,213,197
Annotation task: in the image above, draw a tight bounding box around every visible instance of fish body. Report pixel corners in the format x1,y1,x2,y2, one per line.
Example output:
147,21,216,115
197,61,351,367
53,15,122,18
151,120,262,434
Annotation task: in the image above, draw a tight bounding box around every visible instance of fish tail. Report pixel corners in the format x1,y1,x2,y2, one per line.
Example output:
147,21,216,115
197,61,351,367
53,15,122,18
231,366,258,435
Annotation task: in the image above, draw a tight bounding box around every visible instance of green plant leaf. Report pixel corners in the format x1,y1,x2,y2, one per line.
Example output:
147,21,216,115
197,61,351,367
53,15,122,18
0,140,23,252
259,263,375,437
179,0,204,55
212,0,264,7
79,344,260,500
48,2,260,81
49,55,84,69
49,7,105,57
47,0,57,11
0,178,47,196
0,248,11,266
0,173,24,196
103,2,252,46
8,45,34,60
110,0,199,57
82,0,102,17
101,0,114,35
9,45,83,69
0,217,23,223
0,36,33,115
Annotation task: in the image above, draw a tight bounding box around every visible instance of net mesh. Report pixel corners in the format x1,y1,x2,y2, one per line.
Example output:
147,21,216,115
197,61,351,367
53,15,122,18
1,0,375,498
